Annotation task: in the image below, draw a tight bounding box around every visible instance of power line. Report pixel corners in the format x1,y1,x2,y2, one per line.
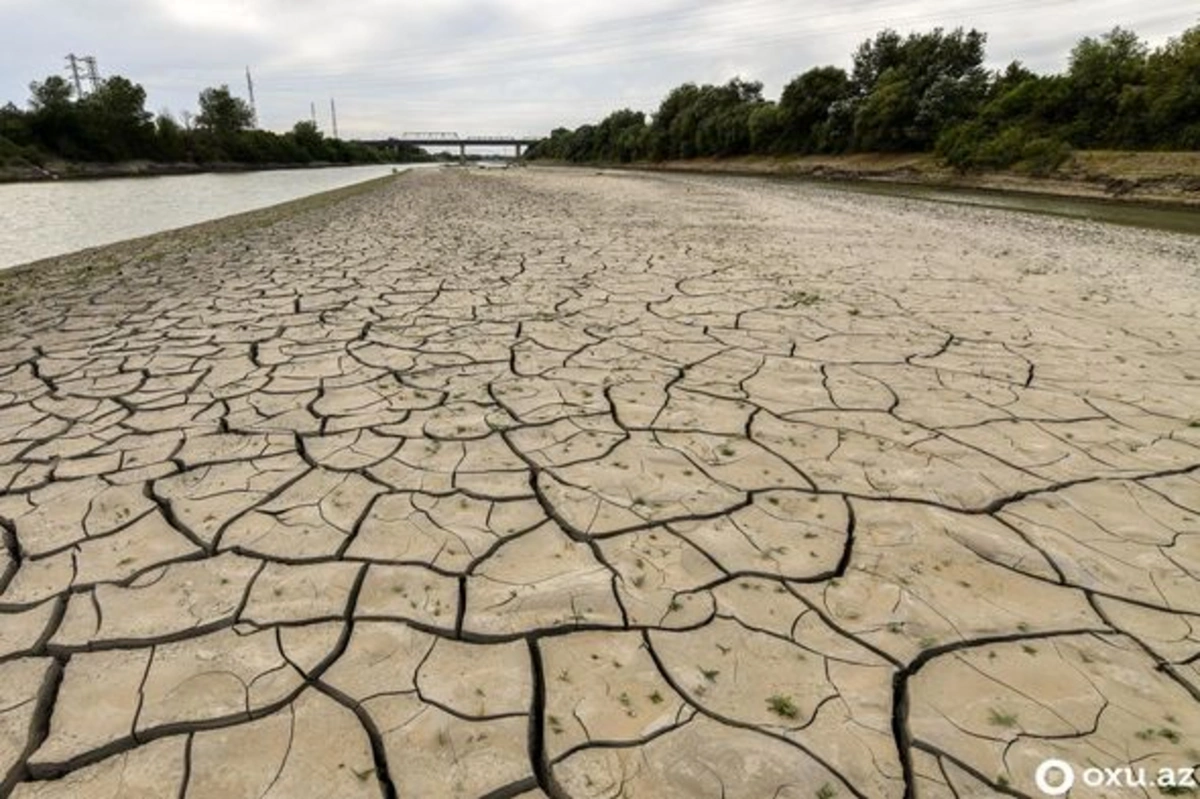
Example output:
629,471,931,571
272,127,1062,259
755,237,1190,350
245,66,257,127
82,56,101,94
65,54,101,98
65,54,84,98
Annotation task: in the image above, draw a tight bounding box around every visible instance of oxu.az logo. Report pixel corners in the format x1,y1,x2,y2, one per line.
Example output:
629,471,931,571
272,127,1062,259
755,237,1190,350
1035,759,1199,795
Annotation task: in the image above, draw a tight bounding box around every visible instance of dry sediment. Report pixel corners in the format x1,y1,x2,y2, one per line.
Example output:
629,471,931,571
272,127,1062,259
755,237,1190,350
0,166,1198,798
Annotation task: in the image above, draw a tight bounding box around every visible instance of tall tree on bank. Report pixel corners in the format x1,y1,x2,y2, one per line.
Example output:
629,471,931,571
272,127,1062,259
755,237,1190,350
196,85,255,136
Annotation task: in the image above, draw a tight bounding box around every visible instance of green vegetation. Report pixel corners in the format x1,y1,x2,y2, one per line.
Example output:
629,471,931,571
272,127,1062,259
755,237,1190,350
766,694,799,719
528,24,1200,174
0,75,430,172
988,708,1019,727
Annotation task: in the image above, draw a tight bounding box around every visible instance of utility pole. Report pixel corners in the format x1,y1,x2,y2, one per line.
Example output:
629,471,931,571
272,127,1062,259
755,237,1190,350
310,101,317,128
330,98,338,140
65,54,84,98
245,66,257,128
81,56,101,93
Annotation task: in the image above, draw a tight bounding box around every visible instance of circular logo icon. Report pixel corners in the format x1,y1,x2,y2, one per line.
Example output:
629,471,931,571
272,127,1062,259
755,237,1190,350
1035,759,1076,796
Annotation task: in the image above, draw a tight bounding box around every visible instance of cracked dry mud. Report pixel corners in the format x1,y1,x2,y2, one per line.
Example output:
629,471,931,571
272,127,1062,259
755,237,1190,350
0,166,1198,799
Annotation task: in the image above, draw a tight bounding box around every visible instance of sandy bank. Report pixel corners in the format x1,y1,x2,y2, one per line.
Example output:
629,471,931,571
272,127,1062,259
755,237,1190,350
555,150,1200,207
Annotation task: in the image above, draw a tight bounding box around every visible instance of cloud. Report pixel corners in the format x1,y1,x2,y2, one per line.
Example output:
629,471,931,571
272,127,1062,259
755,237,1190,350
1,0,1195,138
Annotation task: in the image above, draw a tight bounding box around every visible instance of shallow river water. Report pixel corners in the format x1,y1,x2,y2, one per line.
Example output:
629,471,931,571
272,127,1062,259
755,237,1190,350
0,164,421,270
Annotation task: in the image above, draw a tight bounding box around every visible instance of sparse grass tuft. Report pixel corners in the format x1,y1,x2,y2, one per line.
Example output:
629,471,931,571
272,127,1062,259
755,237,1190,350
767,694,799,719
988,708,1018,727
787,290,821,306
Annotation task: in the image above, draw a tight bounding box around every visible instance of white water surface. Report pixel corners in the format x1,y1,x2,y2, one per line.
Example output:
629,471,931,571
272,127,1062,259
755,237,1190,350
0,164,433,269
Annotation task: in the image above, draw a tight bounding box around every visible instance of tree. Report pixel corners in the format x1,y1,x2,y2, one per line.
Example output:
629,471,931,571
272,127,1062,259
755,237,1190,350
1065,27,1148,146
195,85,254,136
83,76,155,160
653,83,701,159
26,75,84,158
778,66,852,152
850,27,988,150
28,76,74,111
851,29,905,97
592,109,646,162
154,112,188,161
748,103,783,153
289,119,327,161
1143,25,1200,148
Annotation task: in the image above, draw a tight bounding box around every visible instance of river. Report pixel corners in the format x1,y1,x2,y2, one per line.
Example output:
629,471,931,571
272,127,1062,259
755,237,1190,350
0,164,433,270
2,164,1195,271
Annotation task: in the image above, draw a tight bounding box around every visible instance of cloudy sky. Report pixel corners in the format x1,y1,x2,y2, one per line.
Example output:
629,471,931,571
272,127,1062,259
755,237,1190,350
1,0,1195,139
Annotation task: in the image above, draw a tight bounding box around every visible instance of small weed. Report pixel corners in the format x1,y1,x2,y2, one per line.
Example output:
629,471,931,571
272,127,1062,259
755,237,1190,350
547,715,564,735
648,690,664,704
988,709,1018,728
787,290,821,306
767,694,799,719
701,668,720,683
1022,645,1038,655
816,784,837,799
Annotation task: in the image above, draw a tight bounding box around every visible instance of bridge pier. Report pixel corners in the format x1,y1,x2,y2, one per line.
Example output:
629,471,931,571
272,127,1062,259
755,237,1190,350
515,143,522,160
459,143,466,164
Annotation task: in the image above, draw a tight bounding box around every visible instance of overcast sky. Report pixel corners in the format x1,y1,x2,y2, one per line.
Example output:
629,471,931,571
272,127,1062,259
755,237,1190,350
1,0,1196,139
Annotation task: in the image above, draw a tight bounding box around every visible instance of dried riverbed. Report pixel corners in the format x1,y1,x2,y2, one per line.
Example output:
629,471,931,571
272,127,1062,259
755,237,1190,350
1,167,1199,798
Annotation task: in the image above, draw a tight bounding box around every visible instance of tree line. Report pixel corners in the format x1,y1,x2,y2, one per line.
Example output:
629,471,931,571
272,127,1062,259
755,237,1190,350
528,24,1200,173
0,75,428,169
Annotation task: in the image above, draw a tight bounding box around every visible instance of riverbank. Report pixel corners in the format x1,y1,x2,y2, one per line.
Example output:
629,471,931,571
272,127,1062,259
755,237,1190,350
0,168,1197,799
0,157,434,184
0,171,401,298
550,150,1200,207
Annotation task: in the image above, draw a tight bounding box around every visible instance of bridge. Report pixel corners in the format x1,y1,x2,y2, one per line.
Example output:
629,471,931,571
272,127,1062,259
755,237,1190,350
357,132,541,160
